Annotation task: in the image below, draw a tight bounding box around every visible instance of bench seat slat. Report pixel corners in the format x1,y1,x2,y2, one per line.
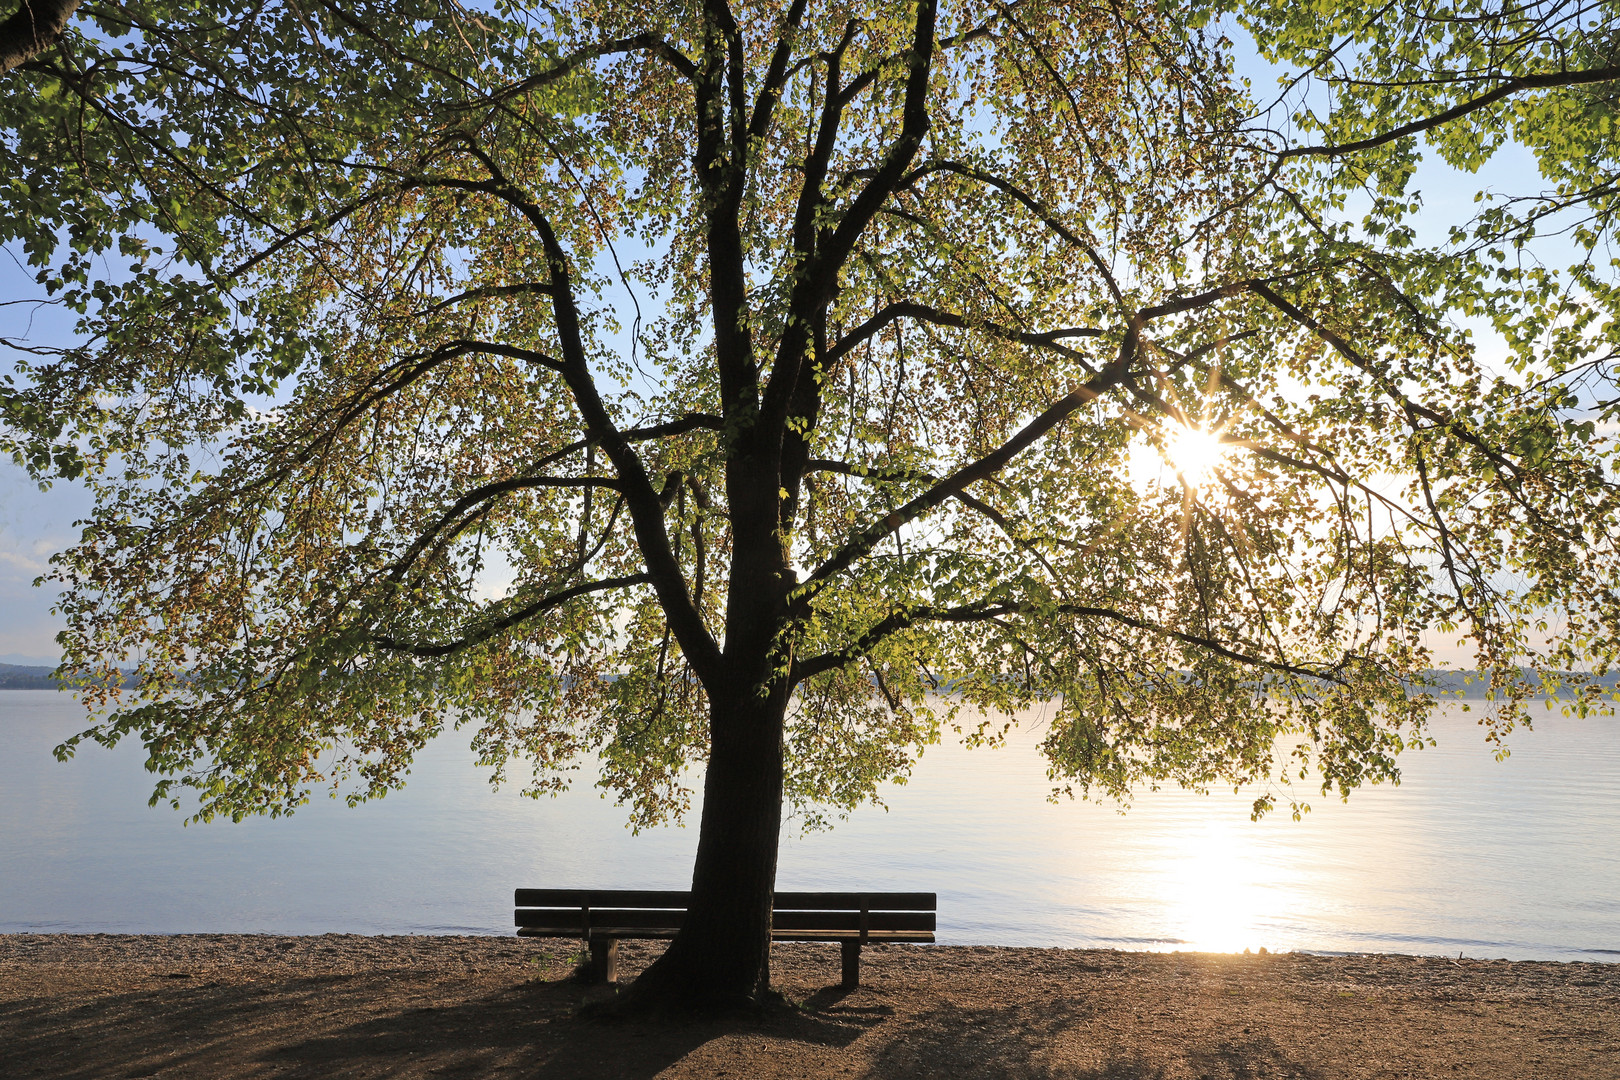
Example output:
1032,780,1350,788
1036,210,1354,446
514,889,690,909
772,891,936,911
517,926,935,943
773,930,935,943
518,926,682,939
516,908,686,931
514,889,937,912
515,908,934,933
771,910,935,932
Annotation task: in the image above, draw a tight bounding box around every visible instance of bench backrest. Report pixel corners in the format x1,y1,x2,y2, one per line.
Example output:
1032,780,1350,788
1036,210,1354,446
513,889,936,935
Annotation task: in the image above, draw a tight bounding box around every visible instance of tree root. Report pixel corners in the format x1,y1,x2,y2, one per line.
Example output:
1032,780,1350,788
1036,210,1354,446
579,971,792,1022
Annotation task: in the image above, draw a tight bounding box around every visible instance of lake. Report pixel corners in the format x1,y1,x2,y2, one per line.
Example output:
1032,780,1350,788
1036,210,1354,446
1,691,1616,961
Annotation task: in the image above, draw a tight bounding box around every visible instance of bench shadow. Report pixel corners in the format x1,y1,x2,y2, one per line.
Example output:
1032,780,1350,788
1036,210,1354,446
801,984,855,1010
269,974,882,1079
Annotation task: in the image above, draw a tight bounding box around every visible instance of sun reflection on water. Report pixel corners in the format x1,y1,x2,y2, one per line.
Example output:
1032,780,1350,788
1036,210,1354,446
1155,816,1286,953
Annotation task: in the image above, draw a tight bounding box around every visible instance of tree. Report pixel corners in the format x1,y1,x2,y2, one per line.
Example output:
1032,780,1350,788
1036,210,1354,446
3,0,1619,1010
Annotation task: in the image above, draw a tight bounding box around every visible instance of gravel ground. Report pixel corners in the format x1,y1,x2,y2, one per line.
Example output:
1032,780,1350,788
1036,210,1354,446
1,934,1617,1078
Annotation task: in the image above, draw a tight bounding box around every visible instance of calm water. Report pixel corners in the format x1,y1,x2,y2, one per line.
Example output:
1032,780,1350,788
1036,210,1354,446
1,691,1616,960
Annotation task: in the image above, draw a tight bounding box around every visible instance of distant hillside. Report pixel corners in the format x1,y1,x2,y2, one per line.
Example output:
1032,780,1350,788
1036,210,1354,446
0,663,61,689
0,664,136,690
1419,670,1620,699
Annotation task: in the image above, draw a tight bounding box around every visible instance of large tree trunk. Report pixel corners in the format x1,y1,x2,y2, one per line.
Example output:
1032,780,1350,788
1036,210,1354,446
1,0,80,75
615,677,789,1011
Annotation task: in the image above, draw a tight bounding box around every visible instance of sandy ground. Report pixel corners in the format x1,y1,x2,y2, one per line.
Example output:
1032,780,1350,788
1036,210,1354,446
1,934,1617,1079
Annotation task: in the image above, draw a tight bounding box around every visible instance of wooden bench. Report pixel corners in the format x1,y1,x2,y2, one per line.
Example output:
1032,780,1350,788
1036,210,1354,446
514,888,936,988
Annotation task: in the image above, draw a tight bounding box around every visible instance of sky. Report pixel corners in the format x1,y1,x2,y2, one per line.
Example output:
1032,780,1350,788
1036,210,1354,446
0,246,86,664
0,461,87,665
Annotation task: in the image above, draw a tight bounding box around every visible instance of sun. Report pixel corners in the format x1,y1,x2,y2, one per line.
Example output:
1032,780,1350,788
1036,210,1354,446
1163,424,1229,489
1124,419,1235,497
1166,424,1224,488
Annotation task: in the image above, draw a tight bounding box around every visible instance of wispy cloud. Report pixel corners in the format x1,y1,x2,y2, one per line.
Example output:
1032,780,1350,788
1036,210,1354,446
0,547,47,575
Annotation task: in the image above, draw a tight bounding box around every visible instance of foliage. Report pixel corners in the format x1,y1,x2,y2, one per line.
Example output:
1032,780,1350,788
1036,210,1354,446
2,0,1619,834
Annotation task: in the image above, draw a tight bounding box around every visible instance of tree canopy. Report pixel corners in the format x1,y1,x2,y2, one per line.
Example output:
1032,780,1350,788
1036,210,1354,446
3,0,1619,1006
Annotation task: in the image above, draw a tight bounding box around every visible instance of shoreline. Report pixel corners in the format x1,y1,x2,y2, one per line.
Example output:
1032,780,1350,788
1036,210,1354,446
6,928,1615,965
3,934,1617,1078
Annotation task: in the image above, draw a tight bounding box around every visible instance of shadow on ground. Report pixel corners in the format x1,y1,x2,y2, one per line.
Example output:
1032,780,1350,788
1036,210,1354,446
0,970,884,1080
8,942,1616,1078
854,997,1329,1080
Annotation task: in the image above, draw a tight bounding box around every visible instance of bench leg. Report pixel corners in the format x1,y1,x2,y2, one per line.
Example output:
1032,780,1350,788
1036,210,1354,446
588,938,619,984
841,940,861,990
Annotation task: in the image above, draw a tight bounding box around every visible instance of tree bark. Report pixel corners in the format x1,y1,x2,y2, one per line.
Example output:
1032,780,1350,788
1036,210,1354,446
615,677,789,1010
0,0,80,75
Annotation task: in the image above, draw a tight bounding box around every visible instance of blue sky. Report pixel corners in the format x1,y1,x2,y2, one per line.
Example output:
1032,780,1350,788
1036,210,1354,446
0,246,84,664
0,458,87,665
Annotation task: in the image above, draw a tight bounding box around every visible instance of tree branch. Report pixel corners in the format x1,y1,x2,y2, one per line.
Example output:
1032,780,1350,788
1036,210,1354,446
814,0,937,301
746,0,808,143
505,414,725,495
799,377,1113,600
1248,282,1528,488
384,474,623,585
826,299,1101,363
441,337,566,371
446,136,724,685
254,338,566,497
414,282,553,319
371,573,651,658
1277,63,1620,161
695,0,758,425
467,32,699,108
913,161,1127,308
800,276,1271,600
807,458,1067,594
758,0,938,499
171,174,403,287
791,598,1343,684
805,458,935,484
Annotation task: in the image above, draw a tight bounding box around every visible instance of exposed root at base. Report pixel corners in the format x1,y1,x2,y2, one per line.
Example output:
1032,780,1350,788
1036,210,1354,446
579,979,793,1022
